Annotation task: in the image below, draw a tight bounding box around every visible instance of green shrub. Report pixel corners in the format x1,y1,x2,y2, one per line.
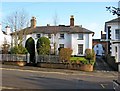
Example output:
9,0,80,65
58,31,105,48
10,45,28,54
70,57,95,65
25,37,35,63
70,57,85,63
92,49,96,61
59,48,73,63
25,37,35,55
36,37,50,55
85,49,96,61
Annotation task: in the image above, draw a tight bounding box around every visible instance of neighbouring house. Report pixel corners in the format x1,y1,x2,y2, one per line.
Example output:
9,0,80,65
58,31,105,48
105,17,120,71
93,31,107,56
11,15,94,58
0,24,11,61
0,24,11,53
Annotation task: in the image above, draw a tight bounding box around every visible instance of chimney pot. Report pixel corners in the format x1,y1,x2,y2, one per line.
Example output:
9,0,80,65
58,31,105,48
70,15,74,26
47,24,50,26
31,16,36,28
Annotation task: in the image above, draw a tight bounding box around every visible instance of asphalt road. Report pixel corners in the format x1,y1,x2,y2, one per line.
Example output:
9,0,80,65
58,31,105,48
1,67,118,90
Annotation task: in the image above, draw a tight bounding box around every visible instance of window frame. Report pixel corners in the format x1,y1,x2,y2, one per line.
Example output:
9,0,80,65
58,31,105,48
59,44,64,48
78,44,83,55
36,33,41,39
48,34,51,39
115,29,120,40
59,33,64,39
78,33,83,40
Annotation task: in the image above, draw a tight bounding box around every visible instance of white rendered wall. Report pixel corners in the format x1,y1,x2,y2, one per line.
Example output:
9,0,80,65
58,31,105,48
0,24,11,51
71,33,92,56
106,22,120,66
21,32,92,56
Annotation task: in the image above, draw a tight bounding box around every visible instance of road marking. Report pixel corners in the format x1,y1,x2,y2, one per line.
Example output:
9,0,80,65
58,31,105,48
100,84,105,88
0,86,17,89
100,84,108,89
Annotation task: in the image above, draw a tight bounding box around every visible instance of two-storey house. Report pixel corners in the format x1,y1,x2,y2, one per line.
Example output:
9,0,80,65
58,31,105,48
105,17,120,71
0,24,11,53
11,15,94,56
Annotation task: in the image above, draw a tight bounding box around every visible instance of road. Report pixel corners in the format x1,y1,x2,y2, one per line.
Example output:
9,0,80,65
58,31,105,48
1,66,118,90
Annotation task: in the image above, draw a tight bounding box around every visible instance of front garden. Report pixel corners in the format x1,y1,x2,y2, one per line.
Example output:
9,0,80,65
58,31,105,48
2,37,96,71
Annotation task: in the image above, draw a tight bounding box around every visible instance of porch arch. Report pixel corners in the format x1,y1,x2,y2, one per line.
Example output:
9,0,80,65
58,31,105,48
25,37,35,63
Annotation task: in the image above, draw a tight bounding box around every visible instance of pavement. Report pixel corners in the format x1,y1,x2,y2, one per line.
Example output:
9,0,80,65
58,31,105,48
1,64,118,78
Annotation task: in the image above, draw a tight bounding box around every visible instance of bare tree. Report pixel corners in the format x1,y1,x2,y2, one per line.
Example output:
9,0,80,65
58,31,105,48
106,2,120,16
53,12,59,26
3,9,30,46
52,12,59,55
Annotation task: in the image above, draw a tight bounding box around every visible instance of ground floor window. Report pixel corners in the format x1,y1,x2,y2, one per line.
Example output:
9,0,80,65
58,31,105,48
59,44,64,48
78,44,83,54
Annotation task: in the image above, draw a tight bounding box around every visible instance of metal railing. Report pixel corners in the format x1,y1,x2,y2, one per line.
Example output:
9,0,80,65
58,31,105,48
0,54,27,62
0,54,61,63
36,55,60,63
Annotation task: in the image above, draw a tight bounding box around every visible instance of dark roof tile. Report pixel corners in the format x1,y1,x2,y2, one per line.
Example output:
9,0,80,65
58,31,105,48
11,26,94,35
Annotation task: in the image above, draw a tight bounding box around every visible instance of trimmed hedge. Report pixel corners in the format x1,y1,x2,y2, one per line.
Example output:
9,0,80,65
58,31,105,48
85,49,96,61
37,37,50,55
70,57,95,65
59,48,73,63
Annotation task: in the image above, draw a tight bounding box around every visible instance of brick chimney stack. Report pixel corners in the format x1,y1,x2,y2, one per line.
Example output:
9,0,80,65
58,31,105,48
70,15,74,26
31,17,36,28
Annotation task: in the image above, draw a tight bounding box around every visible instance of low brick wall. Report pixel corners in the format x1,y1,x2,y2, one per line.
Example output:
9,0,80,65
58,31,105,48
37,62,93,71
2,61,18,66
2,61,27,66
37,63,66,69
105,55,118,71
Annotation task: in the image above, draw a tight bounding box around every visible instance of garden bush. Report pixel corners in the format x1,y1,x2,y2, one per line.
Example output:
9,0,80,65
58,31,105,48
70,57,95,65
25,37,35,55
59,48,73,63
10,45,28,54
36,37,50,55
85,49,96,61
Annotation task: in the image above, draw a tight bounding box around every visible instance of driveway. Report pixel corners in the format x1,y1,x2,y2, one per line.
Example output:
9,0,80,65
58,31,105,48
94,56,114,71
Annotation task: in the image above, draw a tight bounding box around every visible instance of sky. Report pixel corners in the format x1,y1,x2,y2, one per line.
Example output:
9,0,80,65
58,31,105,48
1,1,119,39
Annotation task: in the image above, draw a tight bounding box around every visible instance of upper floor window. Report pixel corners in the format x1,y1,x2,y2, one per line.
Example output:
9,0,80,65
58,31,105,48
36,34,41,38
78,34,83,40
48,34,51,39
59,34,64,39
115,29,120,39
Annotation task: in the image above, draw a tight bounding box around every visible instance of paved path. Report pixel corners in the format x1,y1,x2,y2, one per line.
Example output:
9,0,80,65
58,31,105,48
94,56,114,72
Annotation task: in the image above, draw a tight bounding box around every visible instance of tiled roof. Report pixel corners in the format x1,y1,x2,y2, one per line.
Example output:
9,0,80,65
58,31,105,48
11,26,94,35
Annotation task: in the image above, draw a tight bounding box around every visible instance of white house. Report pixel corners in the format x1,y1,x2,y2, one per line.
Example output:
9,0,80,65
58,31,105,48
0,24,11,61
11,16,94,56
0,24,11,53
105,17,120,71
